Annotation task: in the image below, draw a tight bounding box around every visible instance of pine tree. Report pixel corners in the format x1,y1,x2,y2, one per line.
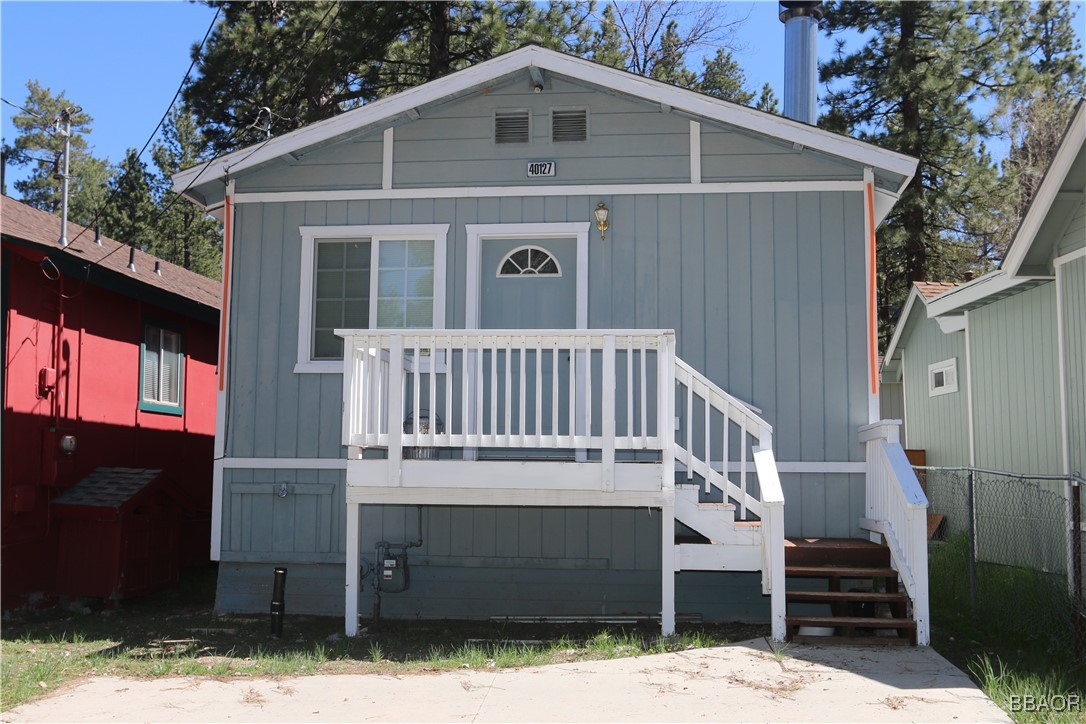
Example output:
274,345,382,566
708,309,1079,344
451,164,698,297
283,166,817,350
100,148,157,248
6,80,110,224
150,106,223,278
819,1,1026,345
755,83,779,114
697,48,754,104
588,4,627,69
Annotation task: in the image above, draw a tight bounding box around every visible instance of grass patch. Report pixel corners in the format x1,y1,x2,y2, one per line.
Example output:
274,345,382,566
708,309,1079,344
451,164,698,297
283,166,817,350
928,534,1085,721
1,565,766,711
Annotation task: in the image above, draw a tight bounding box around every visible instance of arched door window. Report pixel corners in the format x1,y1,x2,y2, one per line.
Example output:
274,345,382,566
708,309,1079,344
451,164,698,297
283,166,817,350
497,246,562,276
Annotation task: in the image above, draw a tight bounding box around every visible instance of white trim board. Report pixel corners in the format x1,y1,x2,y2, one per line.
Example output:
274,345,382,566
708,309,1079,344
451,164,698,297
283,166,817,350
233,180,866,205
173,45,916,196
220,457,862,474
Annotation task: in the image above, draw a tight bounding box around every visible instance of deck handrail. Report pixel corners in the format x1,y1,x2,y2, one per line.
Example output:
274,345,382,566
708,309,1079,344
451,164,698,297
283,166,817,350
859,419,930,646
673,358,773,518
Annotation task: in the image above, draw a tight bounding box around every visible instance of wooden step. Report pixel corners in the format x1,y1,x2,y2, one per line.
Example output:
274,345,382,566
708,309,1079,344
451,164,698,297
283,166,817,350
786,615,916,630
785,537,890,567
786,590,908,604
785,565,898,578
790,635,913,646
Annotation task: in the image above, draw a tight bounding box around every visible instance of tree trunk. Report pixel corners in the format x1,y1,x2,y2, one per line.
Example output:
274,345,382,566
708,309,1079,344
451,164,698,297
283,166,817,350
898,2,927,284
427,2,452,80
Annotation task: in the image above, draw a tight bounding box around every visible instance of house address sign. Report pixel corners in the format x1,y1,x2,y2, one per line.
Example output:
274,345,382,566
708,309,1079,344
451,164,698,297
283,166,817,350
527,161,556,178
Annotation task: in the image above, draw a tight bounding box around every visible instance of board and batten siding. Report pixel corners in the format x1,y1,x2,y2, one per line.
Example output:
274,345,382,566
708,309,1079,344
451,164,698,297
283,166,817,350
234,75,861,194
1062,256,1086,478
969,284,1063,475
899,311,970,467
218,190,870,617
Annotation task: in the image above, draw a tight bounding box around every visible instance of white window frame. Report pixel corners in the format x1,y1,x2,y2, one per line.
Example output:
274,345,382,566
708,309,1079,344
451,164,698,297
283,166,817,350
296,224,449,374
928,358,958,397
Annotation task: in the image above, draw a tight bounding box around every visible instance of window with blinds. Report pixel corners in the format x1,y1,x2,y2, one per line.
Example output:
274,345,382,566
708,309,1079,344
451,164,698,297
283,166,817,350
140,323,183,414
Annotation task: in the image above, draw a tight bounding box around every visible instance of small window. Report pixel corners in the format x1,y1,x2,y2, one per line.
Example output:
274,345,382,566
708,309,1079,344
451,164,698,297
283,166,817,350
551,108,588,142
497,246,562,276
494,110,530,144
140,322,184,415
928,358,958,397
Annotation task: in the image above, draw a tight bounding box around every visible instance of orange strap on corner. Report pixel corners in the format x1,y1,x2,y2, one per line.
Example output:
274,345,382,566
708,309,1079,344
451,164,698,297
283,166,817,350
866,183,878,395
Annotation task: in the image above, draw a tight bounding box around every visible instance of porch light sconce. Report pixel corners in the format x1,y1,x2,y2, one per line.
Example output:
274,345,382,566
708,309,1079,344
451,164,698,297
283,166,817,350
594,202,609,241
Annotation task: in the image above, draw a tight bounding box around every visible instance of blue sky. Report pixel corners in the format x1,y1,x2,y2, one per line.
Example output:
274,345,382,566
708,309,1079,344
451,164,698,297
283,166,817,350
1,1,1083,195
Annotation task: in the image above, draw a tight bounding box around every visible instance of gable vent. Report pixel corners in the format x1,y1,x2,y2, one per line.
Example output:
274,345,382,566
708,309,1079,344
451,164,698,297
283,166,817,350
494,110,530,143
551,109,587,142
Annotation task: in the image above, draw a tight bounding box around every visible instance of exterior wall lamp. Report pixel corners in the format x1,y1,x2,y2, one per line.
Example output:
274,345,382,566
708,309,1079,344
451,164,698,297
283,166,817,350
594,202,609,241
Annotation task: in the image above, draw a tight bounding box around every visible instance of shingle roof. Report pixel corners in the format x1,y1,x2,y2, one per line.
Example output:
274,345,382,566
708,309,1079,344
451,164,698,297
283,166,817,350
52,468,164,509
1,195,220,311
913,281,959,301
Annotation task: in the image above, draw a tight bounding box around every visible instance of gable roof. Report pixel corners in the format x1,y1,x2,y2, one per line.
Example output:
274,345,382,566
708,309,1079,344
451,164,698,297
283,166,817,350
1000,98,1085,277
880,281,961,382
1,195,221,319
173,45,917,205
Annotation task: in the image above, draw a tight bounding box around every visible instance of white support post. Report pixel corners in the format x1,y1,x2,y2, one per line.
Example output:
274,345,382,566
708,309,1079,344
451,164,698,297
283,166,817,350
602,335,616,492
387,336,405,485
661,502,676,637
345,502,360,636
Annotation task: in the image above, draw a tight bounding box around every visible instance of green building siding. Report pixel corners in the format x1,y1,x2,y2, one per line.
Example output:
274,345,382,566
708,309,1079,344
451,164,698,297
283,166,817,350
900,310,970,467
969,284,1063,475
1062,256,1086,477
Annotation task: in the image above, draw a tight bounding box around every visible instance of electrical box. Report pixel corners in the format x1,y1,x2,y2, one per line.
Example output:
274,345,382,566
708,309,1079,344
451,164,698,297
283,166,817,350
376,543,410,593
38,367,56,398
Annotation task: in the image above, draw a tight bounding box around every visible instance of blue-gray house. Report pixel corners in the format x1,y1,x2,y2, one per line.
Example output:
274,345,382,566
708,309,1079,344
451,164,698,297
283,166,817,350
174,45,926,642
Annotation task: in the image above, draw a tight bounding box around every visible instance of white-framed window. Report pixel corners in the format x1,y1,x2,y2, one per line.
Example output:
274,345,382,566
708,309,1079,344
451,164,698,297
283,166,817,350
497,245,562,276
928,358,958,397
296,225,448,373
140,321,184,415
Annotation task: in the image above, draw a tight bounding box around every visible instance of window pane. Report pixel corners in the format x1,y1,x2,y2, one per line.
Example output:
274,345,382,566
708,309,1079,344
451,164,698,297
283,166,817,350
406,269,434,298
407,240,434,267
316,271,343,299
343,300,369,327
313,330,342,359
315,300,342,328
378,269,406,297
344,270,369,298
376,298,406,327
405,299,433,327
143,326,160,402
161,331,181,405
344,241,371,269
379,240,406,267
316,242,345,270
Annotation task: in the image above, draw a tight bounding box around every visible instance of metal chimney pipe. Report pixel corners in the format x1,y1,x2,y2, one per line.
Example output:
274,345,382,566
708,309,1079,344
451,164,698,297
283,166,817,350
779,1,823,124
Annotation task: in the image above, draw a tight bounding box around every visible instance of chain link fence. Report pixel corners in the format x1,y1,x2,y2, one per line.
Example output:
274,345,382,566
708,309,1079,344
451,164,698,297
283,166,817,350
917,467,1084,660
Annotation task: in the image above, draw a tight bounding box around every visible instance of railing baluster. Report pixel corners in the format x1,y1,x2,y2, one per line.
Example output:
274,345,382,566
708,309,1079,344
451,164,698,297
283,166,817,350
640,337,648,448
704,387,711,493
412,336,422,448
568,336,576,447
551,340,559,447
476,335,484,446
519,335,526,445
535,337,542,440
428,335,438,447
626,338,634,442
685,381,694,480
585,334,593,441
602,335,616,491
740,417,748,518
490,338,499,444
503,338,512,443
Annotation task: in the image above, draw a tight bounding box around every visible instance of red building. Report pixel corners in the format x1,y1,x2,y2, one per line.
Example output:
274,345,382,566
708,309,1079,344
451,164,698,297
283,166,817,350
2,195,220,607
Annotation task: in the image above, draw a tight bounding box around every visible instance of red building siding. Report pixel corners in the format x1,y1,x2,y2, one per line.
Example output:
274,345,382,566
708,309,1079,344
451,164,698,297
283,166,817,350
2,241,218,607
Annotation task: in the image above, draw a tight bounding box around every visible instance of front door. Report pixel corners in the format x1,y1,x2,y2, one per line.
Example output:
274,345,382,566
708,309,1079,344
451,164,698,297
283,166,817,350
478,238,578,449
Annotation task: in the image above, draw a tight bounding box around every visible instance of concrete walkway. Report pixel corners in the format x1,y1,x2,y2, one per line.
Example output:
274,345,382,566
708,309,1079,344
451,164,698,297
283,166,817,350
3,638,1008,723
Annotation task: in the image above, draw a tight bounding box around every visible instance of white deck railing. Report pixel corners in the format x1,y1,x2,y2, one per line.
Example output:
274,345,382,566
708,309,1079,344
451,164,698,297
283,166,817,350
859,420,930,646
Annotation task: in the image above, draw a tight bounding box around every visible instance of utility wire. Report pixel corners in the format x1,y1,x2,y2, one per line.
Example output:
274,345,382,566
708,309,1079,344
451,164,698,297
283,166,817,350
63,4,223,250
1,96,45,119
88,1,345,269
